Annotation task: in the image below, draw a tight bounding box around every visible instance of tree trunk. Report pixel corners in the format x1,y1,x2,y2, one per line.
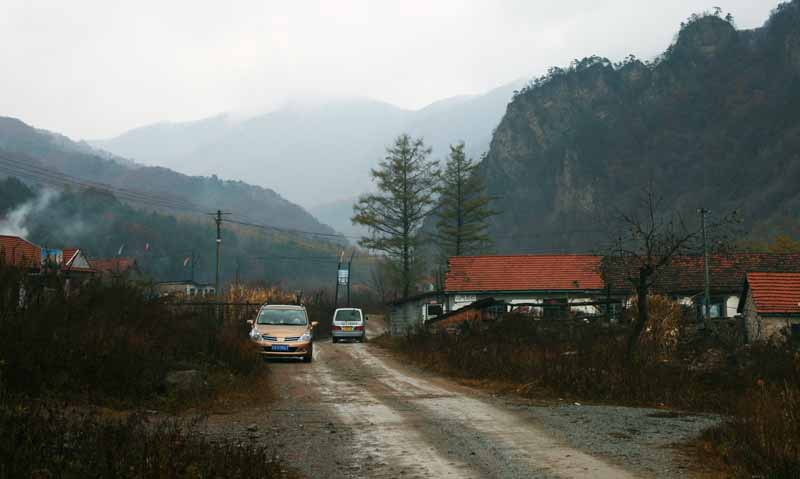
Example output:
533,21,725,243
626,268,651,364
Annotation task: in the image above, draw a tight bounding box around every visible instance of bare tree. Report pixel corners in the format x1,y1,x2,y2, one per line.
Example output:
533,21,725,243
603,187,738,362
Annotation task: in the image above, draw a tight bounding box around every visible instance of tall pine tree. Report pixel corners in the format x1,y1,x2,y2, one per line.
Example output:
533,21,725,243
352,134,439,298
435,143,495,258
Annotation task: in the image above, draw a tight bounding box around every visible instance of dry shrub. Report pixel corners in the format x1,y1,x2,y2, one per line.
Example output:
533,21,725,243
0,401,294,479
628,295,682,363
0,266,261,403
703,383,800,478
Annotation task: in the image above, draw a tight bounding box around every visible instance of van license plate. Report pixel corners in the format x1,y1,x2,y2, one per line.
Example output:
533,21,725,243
271,344,289,352
342,326,353,332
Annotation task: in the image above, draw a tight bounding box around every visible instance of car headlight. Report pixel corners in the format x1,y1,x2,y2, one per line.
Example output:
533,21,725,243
299,332,312,342
249,329,261,341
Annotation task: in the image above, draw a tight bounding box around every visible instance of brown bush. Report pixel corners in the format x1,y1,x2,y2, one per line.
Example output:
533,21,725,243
0,401,294,479
0,267,260,403
702,382,800,478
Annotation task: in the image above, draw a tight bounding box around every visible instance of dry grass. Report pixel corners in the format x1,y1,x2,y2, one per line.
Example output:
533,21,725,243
0,401,297,479
0,267,261,406
379,303,800,478
698,382,800,478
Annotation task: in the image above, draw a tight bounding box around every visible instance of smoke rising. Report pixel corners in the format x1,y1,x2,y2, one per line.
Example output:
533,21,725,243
0,189,59,238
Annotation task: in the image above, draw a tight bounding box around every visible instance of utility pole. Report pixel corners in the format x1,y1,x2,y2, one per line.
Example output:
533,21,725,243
334,250,343,309
215,210,222,297
235,257,241,287
207,210,230,298
699,208,711,324
347,250,356,307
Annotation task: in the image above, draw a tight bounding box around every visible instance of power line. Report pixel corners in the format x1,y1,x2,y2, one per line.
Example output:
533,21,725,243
224,218,356,240
1,153,609,246
0,155,205,213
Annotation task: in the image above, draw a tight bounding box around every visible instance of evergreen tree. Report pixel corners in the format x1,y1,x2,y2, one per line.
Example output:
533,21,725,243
435,143,495,258
352,134,439,298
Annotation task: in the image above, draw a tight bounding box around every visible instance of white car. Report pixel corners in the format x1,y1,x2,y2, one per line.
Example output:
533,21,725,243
331,308,366,343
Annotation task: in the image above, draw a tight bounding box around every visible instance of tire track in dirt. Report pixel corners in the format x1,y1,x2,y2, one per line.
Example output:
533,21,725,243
314,345,477,478
339,344,638,479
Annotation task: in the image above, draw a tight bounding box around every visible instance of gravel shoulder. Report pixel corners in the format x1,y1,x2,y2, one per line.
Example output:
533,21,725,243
200,319,721,478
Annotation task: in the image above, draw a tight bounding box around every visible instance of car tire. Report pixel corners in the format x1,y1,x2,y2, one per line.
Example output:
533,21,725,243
332,337,338,344
303,352,313,363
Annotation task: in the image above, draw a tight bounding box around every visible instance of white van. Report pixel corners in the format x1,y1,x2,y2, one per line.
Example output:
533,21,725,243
331,308,366,343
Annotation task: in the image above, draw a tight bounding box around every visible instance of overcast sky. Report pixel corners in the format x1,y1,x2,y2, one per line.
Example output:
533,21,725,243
0,0,780,140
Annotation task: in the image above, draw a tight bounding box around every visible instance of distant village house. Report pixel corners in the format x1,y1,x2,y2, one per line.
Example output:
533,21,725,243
739,272,800,343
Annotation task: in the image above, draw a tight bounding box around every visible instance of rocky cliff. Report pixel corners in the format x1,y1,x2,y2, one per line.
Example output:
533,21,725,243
482,2,800,252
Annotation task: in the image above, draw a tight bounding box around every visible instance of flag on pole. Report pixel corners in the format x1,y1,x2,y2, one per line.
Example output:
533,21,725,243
183,256,191,267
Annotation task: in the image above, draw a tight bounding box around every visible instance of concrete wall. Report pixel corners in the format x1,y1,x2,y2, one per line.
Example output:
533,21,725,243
447,293,600,315
389,299,425,336
743,289,800,343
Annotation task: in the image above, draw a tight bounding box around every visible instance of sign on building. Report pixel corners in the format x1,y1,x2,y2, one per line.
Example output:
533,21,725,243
337,268,349,285
41,249,63,268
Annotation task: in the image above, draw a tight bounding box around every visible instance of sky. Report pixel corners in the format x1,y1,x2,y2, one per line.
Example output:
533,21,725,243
0,0,781,140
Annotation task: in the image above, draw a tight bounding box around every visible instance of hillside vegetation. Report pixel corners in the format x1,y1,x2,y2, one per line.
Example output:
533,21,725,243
0,116,336,237
481,2,800,252
0,177,340,286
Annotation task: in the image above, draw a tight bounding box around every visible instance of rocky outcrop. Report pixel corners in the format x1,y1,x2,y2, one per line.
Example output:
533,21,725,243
481,3,800,252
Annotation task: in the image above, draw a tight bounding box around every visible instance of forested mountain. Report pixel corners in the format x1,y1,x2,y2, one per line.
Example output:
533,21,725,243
93,81,524,234
0,116,336,237
481,2,800,252
0,176,340,287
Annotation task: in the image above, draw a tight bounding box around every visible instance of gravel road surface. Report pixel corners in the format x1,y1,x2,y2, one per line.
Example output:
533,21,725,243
202,319,719,478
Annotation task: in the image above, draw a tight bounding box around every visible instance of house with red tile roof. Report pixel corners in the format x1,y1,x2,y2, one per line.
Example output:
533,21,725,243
62,248,95,273
603,253,800,319
445,254,605,316
739,272,800,343
90,257,144,282
388,254,607,335
0,235,41,269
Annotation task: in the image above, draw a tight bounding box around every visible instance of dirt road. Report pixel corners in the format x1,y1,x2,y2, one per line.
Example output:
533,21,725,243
203,320,717,478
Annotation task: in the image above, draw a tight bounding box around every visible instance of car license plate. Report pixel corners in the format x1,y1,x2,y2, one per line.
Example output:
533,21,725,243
271,344,289,352
343,326,353,332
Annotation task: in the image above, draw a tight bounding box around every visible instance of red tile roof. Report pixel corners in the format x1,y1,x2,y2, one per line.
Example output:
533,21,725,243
604,253,800,295
62,248,78,265
62,248,97,273
445,255,604,293
91,257,138,274
0,235,40,268
746,272,800,315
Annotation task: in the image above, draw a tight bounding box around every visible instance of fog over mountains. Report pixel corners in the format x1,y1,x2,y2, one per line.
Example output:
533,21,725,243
92,80,524,236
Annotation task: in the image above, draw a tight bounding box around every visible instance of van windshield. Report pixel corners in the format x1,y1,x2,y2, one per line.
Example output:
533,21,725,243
257,309,308,326
334,309,362,322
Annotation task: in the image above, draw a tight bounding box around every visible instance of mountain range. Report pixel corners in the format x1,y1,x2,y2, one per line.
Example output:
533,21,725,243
92,80,524,236
0,116,336,237
479,2,800,253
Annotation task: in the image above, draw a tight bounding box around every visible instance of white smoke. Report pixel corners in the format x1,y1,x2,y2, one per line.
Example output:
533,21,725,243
0,189,60,238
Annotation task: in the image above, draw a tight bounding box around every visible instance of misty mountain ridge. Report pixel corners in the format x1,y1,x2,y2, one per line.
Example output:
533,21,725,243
92,80,526,235
0,116,337,238
480,2,800,252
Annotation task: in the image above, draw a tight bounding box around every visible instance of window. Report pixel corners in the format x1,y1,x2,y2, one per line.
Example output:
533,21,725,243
426,304,443,317
543,298,568,320
697,297,726,319
334,309,362,322
791,324,800,342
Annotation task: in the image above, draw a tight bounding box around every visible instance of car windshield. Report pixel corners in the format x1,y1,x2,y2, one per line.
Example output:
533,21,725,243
334,309,362,322
256,308,308,326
